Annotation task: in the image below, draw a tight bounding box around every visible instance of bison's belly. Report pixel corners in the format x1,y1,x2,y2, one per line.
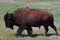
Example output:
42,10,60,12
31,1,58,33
27,21,44,27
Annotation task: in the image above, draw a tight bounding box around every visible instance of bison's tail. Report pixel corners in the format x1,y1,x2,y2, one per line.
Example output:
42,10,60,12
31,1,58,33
49,14,55,26
49,14,54,22
51,14,54,22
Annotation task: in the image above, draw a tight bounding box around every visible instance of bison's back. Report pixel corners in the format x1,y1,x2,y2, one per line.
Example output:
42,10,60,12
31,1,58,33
24,10,52,23
12,8,53,25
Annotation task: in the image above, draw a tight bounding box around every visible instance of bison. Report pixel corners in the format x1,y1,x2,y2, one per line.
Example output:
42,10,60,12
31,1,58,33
4,7,58,36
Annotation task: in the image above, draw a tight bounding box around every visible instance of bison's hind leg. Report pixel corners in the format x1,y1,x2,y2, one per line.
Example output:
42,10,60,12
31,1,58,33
50,22,58,35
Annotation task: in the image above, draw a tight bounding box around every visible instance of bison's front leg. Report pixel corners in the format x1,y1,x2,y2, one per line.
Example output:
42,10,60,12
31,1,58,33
16,25,25,37
26,27,32,36
44,25,49,36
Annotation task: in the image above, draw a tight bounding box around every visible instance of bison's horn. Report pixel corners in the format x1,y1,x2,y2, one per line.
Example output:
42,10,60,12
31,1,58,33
7,12,11,18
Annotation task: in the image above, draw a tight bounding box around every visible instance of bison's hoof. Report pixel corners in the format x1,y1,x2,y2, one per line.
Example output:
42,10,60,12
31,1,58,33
43,34,47,36
56,33,59,36
28,34,32,36
15,34,20,37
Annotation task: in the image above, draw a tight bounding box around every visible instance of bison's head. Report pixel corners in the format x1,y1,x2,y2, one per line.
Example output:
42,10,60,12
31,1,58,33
4,12,14,30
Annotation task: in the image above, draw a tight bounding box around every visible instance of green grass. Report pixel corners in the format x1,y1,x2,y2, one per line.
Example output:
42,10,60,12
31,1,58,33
0,0,60,40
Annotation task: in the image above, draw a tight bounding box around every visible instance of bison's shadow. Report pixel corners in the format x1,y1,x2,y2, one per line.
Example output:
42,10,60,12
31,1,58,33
19,33,59,37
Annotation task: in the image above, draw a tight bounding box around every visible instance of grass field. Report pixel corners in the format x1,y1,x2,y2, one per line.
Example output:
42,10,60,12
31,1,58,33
0,0,60,40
